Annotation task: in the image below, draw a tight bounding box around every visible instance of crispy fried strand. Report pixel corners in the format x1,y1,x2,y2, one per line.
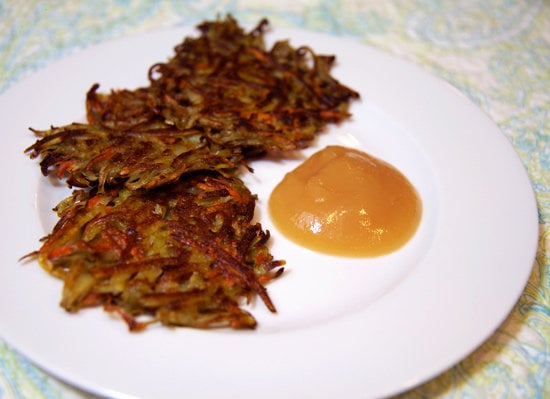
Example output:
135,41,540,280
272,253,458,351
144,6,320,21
32,172,284,330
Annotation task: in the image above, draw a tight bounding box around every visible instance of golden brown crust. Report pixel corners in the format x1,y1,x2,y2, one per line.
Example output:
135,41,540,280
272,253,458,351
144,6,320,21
36,172,283,330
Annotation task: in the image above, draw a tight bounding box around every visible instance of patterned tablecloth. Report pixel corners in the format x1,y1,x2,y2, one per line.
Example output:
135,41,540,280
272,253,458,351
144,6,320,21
0,1,548,398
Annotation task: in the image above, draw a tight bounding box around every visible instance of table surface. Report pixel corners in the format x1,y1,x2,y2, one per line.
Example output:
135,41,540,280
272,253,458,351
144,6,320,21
1,1,548,398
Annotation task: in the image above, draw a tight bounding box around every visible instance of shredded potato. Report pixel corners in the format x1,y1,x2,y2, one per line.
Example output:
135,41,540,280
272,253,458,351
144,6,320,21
24,15,359,330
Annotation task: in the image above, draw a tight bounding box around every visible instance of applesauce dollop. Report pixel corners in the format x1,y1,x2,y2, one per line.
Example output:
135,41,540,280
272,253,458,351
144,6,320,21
268,145,422,257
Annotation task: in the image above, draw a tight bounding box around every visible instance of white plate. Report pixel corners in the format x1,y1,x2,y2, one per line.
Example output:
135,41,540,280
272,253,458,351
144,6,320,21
0,26,538,399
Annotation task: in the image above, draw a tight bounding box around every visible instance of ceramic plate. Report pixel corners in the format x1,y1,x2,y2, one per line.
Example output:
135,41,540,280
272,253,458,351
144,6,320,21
0,25,538,399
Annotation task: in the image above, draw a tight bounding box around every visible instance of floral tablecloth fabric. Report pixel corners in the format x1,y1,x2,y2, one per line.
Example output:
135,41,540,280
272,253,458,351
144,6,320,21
1,1,548,398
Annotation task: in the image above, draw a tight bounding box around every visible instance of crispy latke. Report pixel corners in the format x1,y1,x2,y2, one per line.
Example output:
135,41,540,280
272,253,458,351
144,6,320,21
31,171,283,330
26,15,359,191
26,123,243,190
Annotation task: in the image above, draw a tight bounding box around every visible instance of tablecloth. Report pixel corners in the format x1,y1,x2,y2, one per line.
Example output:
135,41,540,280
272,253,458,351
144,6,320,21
0,1,548,398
